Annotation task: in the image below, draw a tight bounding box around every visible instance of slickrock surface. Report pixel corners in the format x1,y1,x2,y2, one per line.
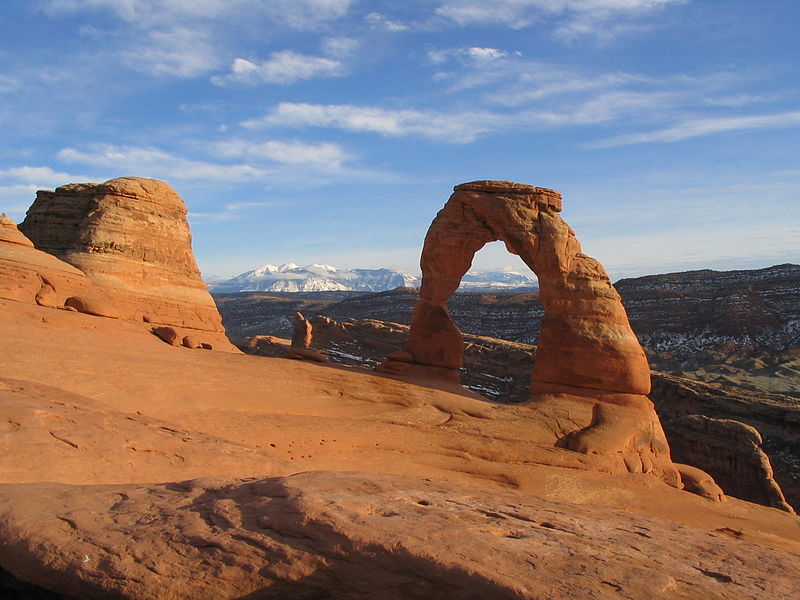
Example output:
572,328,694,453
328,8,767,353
19,177,232,348
389,181,679,485
3,471,799,600
2,299,800,599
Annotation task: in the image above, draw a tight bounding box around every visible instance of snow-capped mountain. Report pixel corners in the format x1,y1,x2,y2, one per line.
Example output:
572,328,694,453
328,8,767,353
209,263,539,293
209,263,419,293
458,269,538,292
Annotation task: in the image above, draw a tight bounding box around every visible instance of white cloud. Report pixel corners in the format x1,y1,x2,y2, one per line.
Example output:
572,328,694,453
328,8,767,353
544,90,678,124
44,0,353,30
240,102,515,142
0,166,101,218
41,0,354,81
0,166,91,187
321,37,360,59
592,110,800,147
364,12,408,32
436,0,685,38
465,47,508,62
57,145,270,181
124,27,221,77
429,46,646,98
212,51,344,86
429,46,515,66
211,140,351,169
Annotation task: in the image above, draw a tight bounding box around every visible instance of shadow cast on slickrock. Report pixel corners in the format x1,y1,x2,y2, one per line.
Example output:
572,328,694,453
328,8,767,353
182,479,525,600
0,568,81,600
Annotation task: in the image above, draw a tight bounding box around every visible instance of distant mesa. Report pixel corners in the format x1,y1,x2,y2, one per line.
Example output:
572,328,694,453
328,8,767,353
210,262,537,294
382,180,704,491
2,177,235,350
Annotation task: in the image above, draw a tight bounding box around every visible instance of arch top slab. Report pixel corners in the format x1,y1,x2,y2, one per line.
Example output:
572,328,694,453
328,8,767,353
453,180,563,212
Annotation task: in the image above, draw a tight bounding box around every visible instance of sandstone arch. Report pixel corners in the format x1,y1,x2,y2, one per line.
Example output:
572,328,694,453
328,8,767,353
392,181,683,484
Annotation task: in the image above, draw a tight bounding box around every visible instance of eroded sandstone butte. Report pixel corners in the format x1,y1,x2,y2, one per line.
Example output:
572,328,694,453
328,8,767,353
385,181,683,487
18,177,232,348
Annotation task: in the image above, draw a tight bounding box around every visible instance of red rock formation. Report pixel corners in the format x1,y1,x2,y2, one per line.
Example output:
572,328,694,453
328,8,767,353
291,311,313,349
18,177,233,349
391,181,682,485
0,213,91,307
286,311,328,362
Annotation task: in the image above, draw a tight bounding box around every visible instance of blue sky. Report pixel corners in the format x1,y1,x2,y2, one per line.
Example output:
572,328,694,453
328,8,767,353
1,0,798,281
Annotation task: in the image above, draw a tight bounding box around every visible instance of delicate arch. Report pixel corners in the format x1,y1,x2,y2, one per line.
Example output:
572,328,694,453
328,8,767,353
406,180,650,397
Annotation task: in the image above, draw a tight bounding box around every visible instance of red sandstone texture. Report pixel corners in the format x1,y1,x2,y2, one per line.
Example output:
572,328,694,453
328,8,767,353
14,177,234,350
0,213,91,307
389,181,687,487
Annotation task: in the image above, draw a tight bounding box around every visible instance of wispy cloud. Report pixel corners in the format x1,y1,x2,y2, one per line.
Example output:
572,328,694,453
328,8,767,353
364,12,408,32
188,199,293,223
591,110,800,147
422,47,791,146
211,139,351,169
0,166,97,218
428,46,515,66
236,92,686,142
0,75,22,94
212,51,344,86
41,0,355,83
435,0,685,39
702,94,776,108
320,37,360,59
124,26,221,77
44,0,353,30
0,165,91,187
240,102,517,142
57,145,270,181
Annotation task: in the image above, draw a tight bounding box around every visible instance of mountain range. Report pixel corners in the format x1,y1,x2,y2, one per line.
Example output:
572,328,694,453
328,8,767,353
209,263,538,293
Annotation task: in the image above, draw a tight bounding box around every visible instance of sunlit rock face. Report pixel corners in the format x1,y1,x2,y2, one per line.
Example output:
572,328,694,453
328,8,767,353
0,213,90,306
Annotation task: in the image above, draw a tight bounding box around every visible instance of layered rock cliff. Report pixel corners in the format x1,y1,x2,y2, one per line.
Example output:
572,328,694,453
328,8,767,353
651,373,800,511
665,414,793,513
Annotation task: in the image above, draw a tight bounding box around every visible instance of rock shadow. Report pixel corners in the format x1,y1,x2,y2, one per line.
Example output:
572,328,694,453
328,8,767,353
181,477,526,600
